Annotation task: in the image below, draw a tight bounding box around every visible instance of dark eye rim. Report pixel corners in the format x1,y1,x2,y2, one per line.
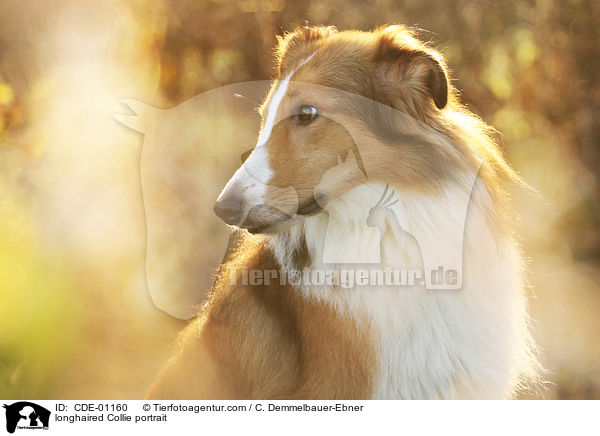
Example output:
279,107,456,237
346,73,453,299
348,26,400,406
293,104,318,124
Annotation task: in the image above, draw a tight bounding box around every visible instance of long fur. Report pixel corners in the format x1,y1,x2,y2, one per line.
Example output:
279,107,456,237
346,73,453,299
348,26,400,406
271,181,540,398
146,25,541,400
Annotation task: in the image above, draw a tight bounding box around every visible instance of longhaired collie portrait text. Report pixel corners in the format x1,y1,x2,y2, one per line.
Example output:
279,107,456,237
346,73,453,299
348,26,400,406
146,25,541,399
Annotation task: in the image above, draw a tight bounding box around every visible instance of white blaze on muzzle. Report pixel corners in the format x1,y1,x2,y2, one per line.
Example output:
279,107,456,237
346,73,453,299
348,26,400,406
219,144,273,223
215,50,318,226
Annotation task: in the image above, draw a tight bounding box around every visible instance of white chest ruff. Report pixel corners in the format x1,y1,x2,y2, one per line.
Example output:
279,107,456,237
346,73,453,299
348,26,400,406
269,182,538,399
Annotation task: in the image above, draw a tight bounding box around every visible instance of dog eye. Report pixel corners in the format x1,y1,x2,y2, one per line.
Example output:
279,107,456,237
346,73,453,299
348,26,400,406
294,105,318,124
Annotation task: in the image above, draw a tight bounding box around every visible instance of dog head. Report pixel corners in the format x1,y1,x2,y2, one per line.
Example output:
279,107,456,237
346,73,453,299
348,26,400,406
214,25,477,233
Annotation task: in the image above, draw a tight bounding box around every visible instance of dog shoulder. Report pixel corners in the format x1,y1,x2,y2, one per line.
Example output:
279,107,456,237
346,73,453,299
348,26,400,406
146,234,301,399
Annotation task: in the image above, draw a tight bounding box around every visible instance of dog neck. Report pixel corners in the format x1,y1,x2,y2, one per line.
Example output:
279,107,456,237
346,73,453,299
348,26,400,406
269,180,490,297
268,180,537,399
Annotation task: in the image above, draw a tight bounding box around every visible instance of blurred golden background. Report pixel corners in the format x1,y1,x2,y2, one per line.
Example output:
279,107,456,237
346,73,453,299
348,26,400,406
0,0,598,399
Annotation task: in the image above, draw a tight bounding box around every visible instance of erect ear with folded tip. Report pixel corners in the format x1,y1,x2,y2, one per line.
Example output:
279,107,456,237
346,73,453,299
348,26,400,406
374,26,449,111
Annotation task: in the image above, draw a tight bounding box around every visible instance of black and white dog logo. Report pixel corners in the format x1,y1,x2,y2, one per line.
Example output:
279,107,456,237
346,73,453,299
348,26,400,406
3,402,50,433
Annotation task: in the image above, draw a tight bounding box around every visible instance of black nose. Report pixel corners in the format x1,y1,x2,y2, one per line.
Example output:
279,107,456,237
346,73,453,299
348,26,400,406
214,192,243,225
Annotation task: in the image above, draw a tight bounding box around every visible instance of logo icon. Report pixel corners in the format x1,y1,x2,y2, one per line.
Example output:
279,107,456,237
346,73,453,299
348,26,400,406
114,80,484,318
3,402,50,434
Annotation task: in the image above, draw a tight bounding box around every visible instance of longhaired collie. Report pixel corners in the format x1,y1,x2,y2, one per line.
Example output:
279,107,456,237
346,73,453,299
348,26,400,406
146,25,540,399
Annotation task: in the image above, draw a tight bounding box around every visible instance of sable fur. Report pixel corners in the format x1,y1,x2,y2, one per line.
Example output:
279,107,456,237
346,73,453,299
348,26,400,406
146,25,541,400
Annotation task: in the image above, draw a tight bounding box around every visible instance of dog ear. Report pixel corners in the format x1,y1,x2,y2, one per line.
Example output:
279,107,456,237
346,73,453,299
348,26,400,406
275,26,337,74
373,25,449,110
